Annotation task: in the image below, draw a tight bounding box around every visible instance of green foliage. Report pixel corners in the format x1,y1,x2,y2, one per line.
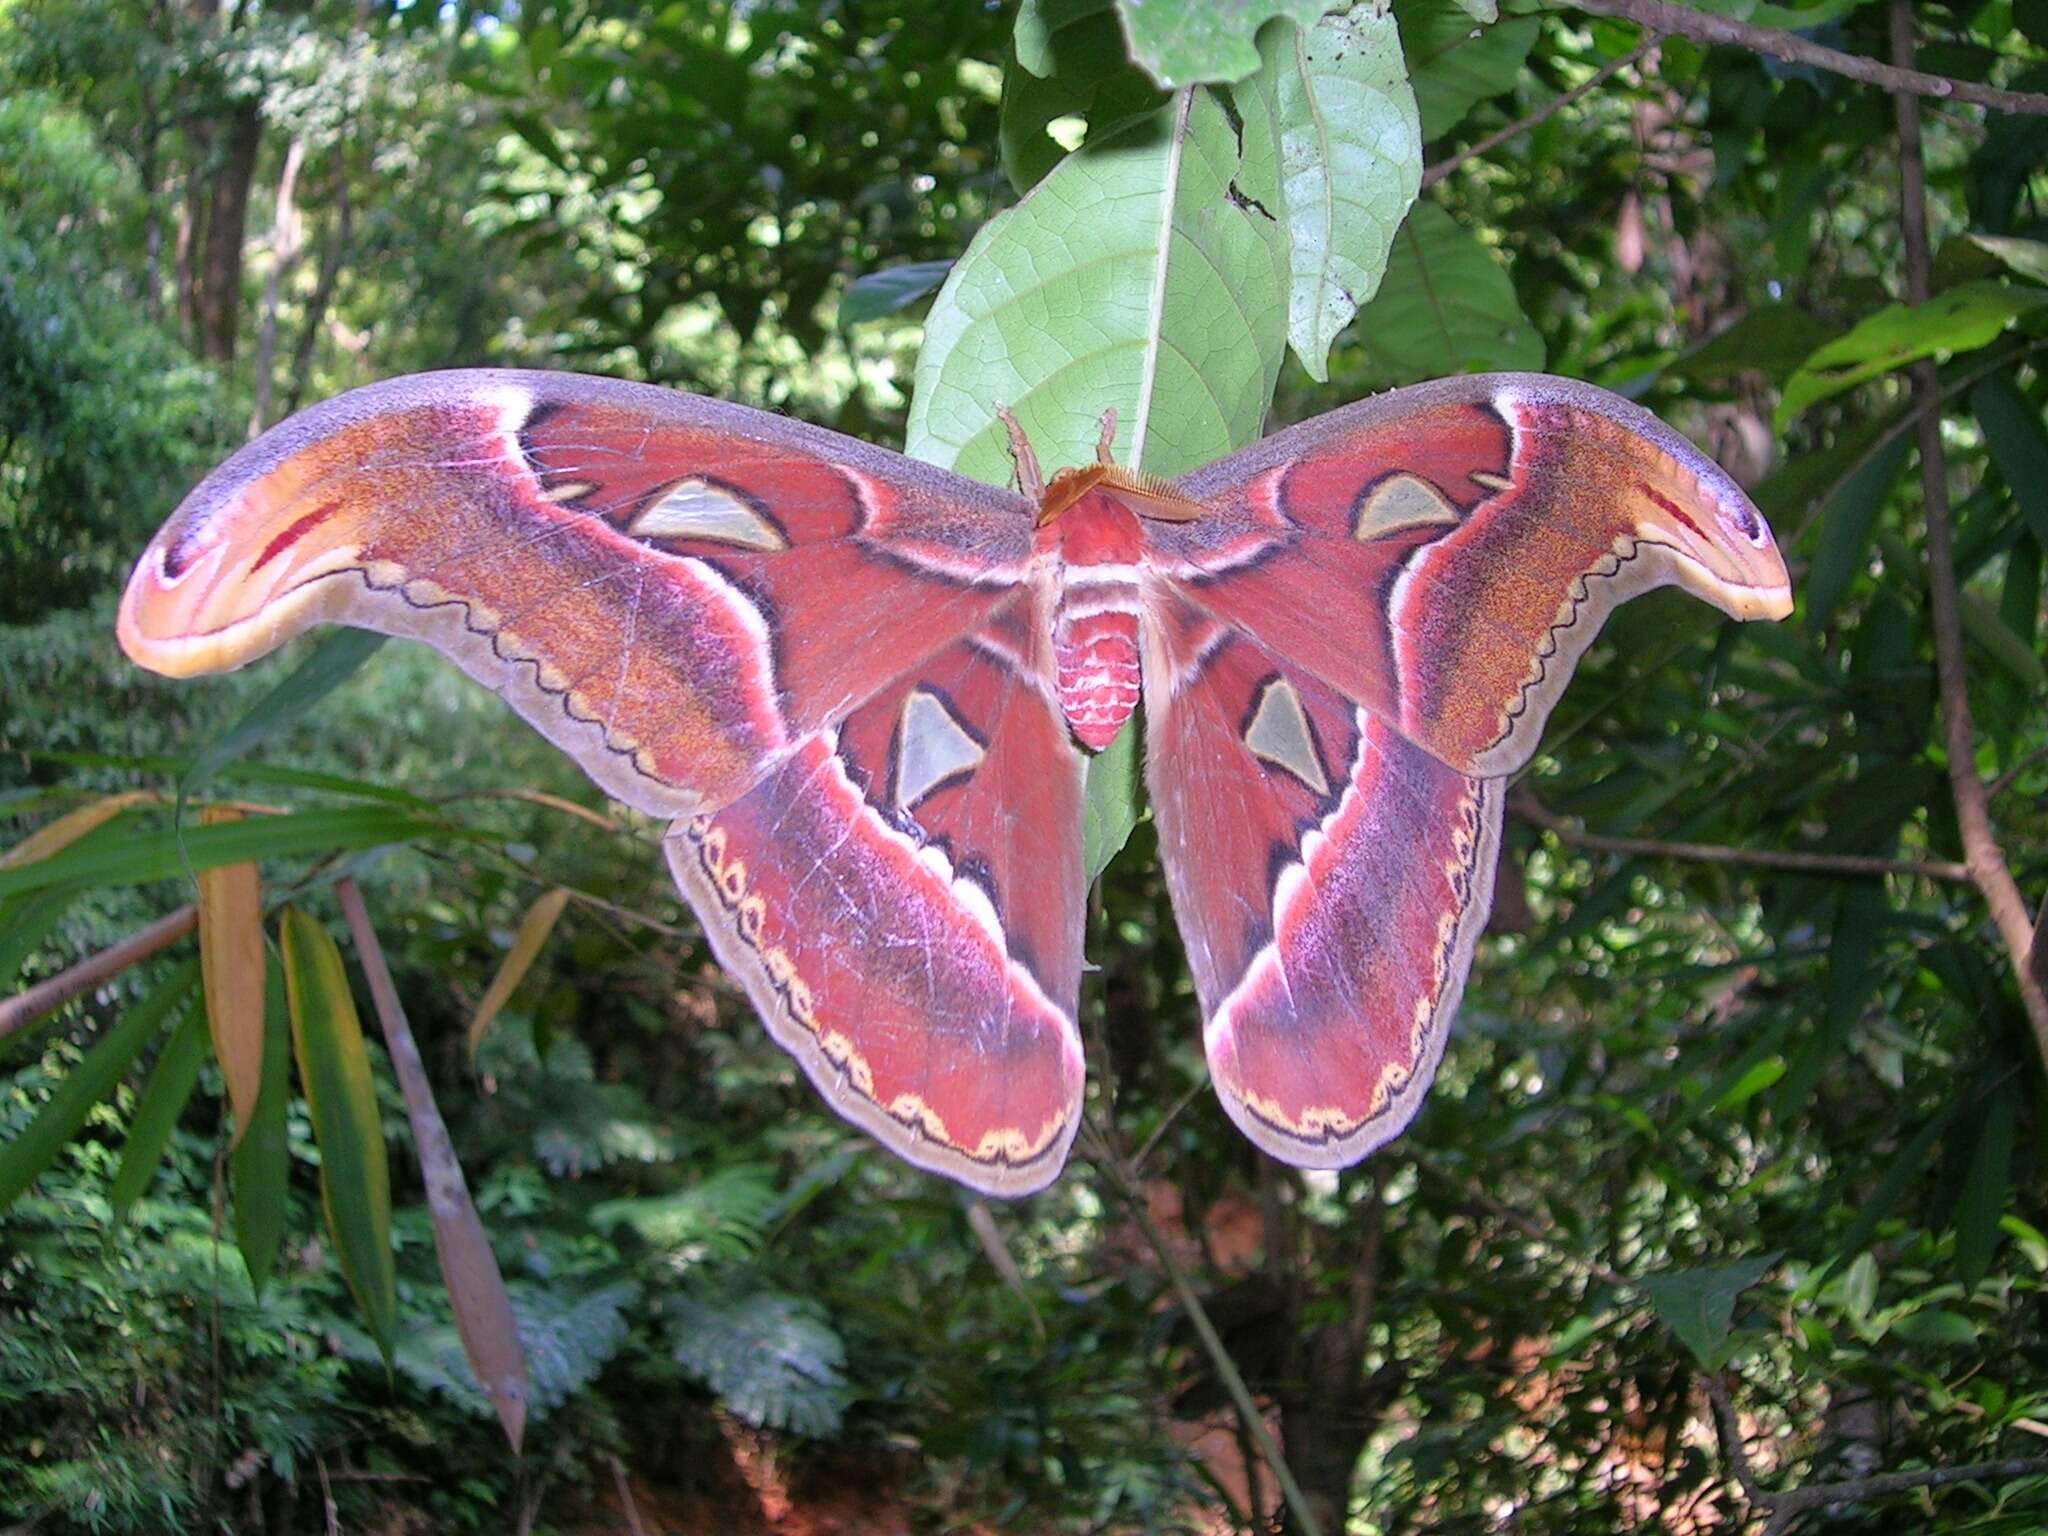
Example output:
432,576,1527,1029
0,92,235,624
5,0,2048,1530
666,1287,853,1437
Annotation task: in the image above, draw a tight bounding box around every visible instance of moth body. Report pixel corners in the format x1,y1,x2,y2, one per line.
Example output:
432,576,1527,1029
1043,485,1149,752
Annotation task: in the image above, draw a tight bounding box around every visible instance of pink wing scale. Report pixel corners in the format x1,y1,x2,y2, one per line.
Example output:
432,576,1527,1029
120,370,1087,1195
1142,373,1788,1165
1144,596,1500,1164
119,367,1791,1191
670,614,1086,1194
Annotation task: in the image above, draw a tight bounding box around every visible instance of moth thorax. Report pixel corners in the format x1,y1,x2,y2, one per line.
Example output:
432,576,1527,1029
1053,606,1140,751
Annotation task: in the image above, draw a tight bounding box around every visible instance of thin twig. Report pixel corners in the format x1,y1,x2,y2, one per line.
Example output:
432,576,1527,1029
1988,741,2048,804
1422,39,1659,188
1563,0,2048,115
1515,793,1971,884
316,1455,340,1536
607,1454,651,1536
0,903,198,1042
1702,1374,1769,1507
1129,1076,1210,1175
1891,0,2048,1060
1082,1117,1326,1536
1706,1370,2048,1531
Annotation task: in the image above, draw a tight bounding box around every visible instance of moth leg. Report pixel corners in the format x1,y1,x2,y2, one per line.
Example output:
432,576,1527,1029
995,404,1045,503
1094,407,1118,465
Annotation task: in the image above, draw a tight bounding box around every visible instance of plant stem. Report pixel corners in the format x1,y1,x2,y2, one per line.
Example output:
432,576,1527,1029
1889,0,2048,1063
1514,793,1972,884
1423,39,1659,189
1084,1118,1325,1536
1563,0,2048,115
0,903,197,1042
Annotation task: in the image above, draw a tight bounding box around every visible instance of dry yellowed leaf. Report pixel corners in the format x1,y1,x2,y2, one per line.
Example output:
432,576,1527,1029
0,791,161,869
196,806,267,1145
467,886,572,1060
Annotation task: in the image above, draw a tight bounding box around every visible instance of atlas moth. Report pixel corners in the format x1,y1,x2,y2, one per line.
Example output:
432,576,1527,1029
119,370,1791,1196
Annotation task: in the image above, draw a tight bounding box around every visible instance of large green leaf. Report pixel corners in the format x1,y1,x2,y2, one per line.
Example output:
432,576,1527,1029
1003,0,1165,194
1355,202,1544,381
911,91,1287,483
1082,714,1140,886
1637,1253,1778,1369
281,906,397,1365
1398,0,1540,140
0,959,199,1216
1104,0,1330,87
1233,7,1421,380
1777,283,2048,428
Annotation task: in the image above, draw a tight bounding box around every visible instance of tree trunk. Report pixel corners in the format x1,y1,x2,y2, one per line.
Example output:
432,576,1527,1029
284,156,352,416
193,100,262,362
249,136,306,436
1275,1174,1388,1536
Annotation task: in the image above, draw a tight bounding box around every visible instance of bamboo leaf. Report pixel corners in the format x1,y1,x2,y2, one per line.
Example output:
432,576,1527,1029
233,959,293,1295
0,889,75,992
468,887,573,1062
184,629,387,797
196,807,266,1146
341,881,529,1450
1804,434,1909,629
0,807,469,900
1972,371,2048,552
109,995,209,1220
0,959,200,1216
281,905,397,1363
0,791,159,871
1955,1080,2017,1290
1960,590,2048,692
1824,1103,1956,1281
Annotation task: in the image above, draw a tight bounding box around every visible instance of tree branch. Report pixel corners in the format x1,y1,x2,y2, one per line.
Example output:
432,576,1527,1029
1562,0,2048,116
1706,1371,2048,1533
1423,39,1660,188
0,904,197,1043
1890,0,2048,1061
1515,792,1973,885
